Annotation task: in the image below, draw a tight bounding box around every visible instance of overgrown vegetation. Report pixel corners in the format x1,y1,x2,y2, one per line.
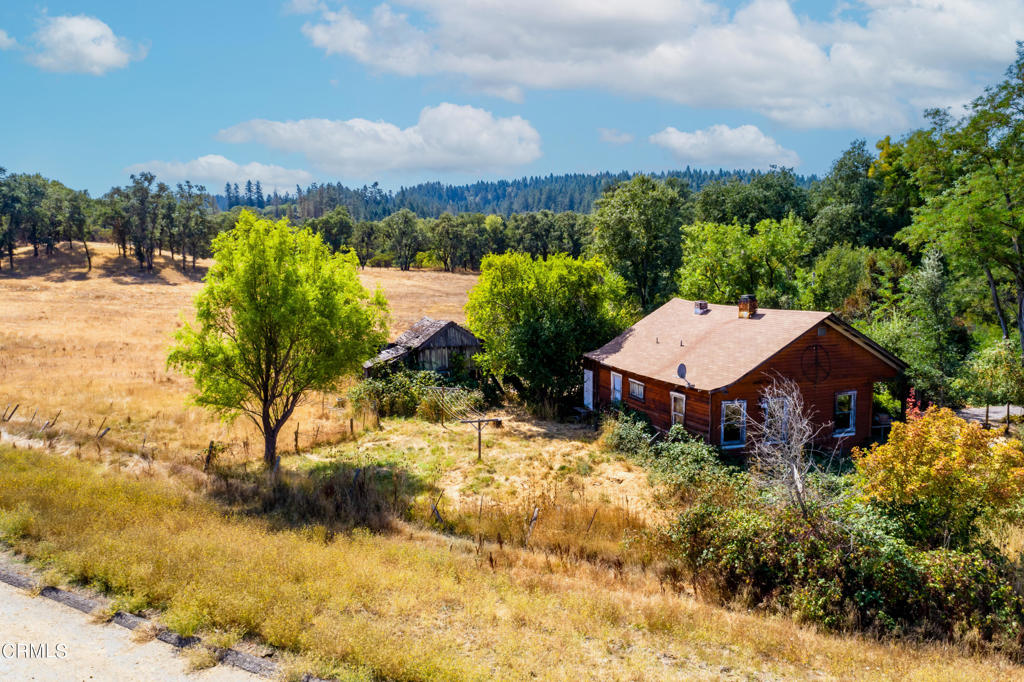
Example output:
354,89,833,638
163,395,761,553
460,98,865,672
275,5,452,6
602,405,1024,658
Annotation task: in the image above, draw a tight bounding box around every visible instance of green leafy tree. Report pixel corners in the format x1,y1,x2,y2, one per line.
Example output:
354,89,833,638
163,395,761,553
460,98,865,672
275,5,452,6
592,175,684,309
430,212,460,271
694,167,808,227
678,216,808,308
864,249,968,405
381,208,422,270
65,190,92,270
958,337,1024,432
808,140,894,253
168,212,389,473
351,220,377,267
898,48,1024,358
466,252,633,412
306,205,354,252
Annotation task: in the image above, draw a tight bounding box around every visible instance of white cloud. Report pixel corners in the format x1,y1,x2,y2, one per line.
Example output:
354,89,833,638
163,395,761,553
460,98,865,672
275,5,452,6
298,0,1024,131
30,15,146,75
0,29,17,50
125,155,314,192
218,103,542,175
598,128,634,145
650,124,800,169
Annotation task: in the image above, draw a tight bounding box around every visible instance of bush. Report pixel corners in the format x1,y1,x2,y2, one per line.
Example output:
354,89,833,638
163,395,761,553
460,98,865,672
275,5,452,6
854,406,1024,549
668,488,1024,653
601,411,653,456
348,369,441,418
348,368,484,421
367,252,394,268
602,412,732,488
413,250,442,269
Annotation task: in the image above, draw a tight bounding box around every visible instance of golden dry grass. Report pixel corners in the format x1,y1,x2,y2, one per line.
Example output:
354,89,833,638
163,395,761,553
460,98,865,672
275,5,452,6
0,242,475,463
3,445,1023,681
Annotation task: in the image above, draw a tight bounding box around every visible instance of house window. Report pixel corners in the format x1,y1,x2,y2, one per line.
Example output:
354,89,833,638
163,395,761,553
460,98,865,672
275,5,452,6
610,372,622,403
670,392,686,426
721,400,747,448
760,396,791,443
628,379,645,402
834,391,856,436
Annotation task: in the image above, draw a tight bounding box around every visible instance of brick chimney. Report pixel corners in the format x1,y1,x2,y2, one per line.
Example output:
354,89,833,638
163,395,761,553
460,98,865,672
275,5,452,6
738,294,758,318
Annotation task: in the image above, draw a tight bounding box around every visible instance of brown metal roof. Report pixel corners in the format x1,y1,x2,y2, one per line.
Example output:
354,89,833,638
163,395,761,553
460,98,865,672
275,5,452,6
584,298,833,391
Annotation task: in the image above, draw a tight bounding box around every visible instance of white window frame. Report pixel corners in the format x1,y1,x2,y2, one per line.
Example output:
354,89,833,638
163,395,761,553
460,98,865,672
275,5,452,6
670,391,686,426
610,372,622,403
833,390,857,437
628,379,645,402
721,399,747,449
583,369,594,410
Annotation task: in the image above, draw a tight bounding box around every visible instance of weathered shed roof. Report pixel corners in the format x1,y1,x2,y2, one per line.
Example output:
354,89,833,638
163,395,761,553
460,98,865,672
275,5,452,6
584,298,904,391
363,317,481,370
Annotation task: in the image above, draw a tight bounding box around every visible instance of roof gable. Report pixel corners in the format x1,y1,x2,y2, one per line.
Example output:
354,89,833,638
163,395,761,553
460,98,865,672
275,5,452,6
364,317,481,369
585,298,837,391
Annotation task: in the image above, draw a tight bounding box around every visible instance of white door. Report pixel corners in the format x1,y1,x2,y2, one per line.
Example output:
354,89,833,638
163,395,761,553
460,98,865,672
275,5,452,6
583,369,594,409
611,372,622,403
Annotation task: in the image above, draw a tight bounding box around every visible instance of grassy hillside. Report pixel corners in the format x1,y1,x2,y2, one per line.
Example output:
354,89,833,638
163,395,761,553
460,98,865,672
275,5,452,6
1,242,1023,679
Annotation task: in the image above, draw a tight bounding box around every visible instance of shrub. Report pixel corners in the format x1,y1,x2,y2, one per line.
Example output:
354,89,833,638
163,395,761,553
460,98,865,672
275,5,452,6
348,368,484,421
348,369,441,418
601,411,653,456
602,412,733,489
854,406,1024,549
668,487,1024,653
367,252,394,268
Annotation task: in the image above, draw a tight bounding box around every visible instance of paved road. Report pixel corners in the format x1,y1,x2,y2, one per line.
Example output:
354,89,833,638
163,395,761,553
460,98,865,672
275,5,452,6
958,405,1023,424
0,579,253,682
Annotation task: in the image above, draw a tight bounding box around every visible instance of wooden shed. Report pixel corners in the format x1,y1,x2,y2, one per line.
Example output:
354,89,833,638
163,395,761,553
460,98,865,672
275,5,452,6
582,297,906,452
363,317,482,377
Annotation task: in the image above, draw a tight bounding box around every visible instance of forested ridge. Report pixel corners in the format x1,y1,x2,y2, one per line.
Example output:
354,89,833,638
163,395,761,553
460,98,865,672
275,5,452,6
217,168,817,220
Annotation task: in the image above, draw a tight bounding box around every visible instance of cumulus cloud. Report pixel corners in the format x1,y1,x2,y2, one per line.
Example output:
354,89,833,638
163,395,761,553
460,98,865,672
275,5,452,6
598,128,634,145
650,124,800,169
30,15,146,75
0,29,16,50
218,103,542,175
297,0,1024,131
125,155,314,191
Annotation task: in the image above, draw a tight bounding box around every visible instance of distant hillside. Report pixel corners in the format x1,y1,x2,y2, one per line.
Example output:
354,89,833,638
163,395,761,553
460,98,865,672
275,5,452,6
215,168,818,221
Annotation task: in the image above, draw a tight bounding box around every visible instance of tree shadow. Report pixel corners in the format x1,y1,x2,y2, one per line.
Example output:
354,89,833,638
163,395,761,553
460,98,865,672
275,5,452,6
0,244,93,282
204,457,435,534
0,243,208,286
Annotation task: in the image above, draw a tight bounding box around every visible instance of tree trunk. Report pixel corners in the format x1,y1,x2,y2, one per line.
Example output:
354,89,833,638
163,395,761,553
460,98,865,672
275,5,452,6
82,239,91,271
985,403,990,429
263,429,279,477
1006,404,1012,436
985,264,1009,339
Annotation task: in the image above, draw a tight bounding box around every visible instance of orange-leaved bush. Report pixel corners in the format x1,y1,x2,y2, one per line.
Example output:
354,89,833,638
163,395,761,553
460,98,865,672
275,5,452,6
853,406,1024,548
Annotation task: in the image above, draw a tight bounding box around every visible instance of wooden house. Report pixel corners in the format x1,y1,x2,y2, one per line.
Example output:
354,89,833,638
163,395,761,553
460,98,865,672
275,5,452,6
582,297,906,451
363,317,482,377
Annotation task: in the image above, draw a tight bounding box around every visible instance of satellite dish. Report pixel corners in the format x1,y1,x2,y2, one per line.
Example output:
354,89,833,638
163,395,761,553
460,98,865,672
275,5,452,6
677,364,687,379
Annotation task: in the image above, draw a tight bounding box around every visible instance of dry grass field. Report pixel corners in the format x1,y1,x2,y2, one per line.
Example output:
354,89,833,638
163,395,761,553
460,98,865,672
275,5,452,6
0,242,476,461
2,242,1024,680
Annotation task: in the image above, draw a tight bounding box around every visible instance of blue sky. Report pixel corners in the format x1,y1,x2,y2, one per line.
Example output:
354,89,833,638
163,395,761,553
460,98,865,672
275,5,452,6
1,1,1022,197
